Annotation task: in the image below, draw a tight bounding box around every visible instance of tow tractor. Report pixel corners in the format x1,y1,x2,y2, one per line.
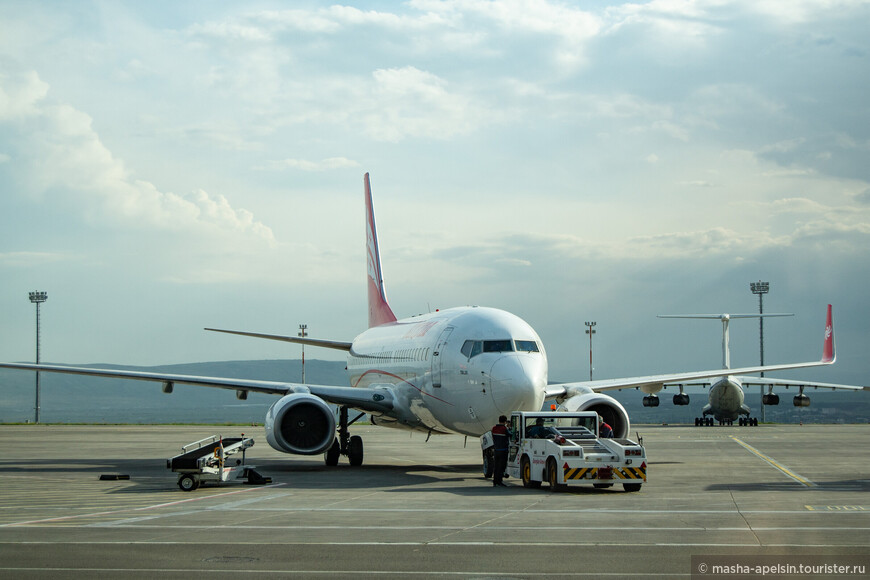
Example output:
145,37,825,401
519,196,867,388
167,434,271,491
482,411,646,492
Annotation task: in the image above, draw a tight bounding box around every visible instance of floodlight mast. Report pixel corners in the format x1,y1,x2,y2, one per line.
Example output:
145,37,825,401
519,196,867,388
28,291,48,424
298,324,308,383
750,281,769,422
584,321,597,382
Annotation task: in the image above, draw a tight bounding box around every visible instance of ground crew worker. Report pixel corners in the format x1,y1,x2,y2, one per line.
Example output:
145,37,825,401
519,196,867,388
527,417,553,438
598,415,614,438
491,415,510,487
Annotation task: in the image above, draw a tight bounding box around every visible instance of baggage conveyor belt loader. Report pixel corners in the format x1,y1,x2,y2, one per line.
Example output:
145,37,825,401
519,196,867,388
167,434,271,491
481,411,646,492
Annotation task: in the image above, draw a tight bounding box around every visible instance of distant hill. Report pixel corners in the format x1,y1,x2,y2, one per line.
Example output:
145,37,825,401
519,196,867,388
0,359,346,424
1,360,867,424
597,385,870,425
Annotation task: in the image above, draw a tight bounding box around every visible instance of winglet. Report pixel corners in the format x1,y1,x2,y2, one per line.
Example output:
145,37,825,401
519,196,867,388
822,304,835,363
365,173,397,328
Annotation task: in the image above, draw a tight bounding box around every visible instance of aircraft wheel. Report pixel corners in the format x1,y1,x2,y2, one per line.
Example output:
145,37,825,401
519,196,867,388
482,448,494,478
348,435,364,466
178,474,199,492
547,457,564,491
623,483,642,492
521,456,540,489
325,439,340,466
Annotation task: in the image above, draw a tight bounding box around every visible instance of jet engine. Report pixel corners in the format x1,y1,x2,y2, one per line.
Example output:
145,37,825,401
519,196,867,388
557,388,631,439
793,394,811,407
264,393,336,455
673,393,690,406
762,393,780,405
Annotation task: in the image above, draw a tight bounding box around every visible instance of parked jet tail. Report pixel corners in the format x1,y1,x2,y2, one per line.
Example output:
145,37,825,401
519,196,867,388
822,303,835,363
365,173,397,328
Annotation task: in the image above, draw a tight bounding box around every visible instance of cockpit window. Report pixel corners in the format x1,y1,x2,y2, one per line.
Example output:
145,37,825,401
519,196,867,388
463,339,538,358
461,340,483,358
516,340,539,352
483,340,514,353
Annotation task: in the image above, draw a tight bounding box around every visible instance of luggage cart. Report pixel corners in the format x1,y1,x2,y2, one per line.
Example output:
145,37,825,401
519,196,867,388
167,434,271,491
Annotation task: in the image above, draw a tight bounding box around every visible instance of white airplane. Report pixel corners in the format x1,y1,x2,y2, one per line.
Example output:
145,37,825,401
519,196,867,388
652,312,867,426
0,173,844,467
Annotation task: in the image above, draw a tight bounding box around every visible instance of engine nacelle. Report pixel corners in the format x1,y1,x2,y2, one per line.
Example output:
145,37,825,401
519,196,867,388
762,393,780,405
793,394,811,407
557,388,631,439
265,393,336,455
642,395,660,408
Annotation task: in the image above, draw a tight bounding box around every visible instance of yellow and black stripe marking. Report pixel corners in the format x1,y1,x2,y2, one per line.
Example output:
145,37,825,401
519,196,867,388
563,466,646,481
614,467,646,481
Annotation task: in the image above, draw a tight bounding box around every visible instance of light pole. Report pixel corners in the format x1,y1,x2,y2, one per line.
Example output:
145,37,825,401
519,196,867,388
750,281,769,422
584,321,596,381
28,291,48,424
298,324,308,383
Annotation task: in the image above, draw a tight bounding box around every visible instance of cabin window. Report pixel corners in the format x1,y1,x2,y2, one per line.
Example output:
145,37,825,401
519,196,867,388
515,340,539,352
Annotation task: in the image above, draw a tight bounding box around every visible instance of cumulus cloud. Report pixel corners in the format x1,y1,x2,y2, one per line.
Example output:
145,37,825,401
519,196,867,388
0,69,49,120
364,66,482,141
0,251,67,267
257,157,360,172
0,69,273,241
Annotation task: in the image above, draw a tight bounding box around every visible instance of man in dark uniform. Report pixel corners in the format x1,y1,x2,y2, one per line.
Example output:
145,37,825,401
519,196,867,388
491,415,510,487
598,414,614,438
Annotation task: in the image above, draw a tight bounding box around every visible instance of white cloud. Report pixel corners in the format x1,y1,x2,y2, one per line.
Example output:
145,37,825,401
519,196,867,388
0,251,68,267
364,66,483,141
0,68,49,120
0,69,273,241
257,157,360,172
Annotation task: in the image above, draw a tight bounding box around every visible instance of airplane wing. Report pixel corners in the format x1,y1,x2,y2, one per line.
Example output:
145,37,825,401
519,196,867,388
720,376,866,391
545,360,840,398
0,362,394,414
204,328,353,351
546,304,840,399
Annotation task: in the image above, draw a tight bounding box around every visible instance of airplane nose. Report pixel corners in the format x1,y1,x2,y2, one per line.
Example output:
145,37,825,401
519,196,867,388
489,356,545,414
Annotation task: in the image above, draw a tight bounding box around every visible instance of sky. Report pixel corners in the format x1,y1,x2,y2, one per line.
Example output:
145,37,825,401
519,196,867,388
1,0,868,393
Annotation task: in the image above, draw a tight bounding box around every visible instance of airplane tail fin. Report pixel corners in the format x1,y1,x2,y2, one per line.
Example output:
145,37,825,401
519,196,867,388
822,304,835,363
365,173,397,328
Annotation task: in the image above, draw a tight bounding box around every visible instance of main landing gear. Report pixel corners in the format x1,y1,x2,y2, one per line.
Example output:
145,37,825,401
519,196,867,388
325,406,366,467
694,416,758,426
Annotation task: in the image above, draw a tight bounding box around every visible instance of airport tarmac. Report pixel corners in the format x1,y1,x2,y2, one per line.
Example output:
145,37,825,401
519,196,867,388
1,423,868,579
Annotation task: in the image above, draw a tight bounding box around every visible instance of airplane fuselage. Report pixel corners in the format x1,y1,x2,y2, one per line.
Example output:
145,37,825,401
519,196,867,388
347,306,547,436
703,376,749,421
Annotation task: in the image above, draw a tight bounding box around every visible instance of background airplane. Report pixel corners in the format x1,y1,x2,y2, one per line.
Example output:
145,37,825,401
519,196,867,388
0,174,846,467
649,312,867,426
